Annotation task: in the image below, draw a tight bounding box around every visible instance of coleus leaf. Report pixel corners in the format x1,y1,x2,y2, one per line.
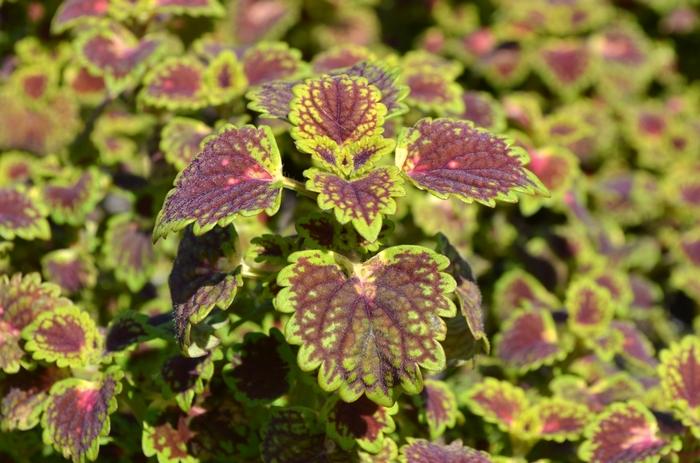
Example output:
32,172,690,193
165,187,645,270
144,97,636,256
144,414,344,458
332,61,410,119
403,51,464,80
658,336,700,438
66,66,106,105
289,75,388,175
462,378,528,433
246,79,299,120
154,124,283,241
1,366,64,432
403,70,463,114
231,0,299,45
0,150,40,185
261,407,351,463
534,39,595,99
0,273,68,373
243,42,307,86
396,118,547,206
296,211,389,255
11,64,58,103
140,56,209,111
477,44,529,88
420,379,459,439
493,270,559,319
359,437,398,463
311,45,375,73
305,167,404,242
104,311,152,354
153,0,224,17
204,51,248,106
160,117,212,171
23,305,100,369
224,329,293,405
521,146,578,215
77,24,166,93
520,398,589,442
51,0,110,33
275,246,456,405
578,401,680,463
142,413,196,463
400,439,492,463
612,321,657,371
454,91,506,132
41,168,109,226
323,395,398,452
169,226,242,349
565,279,614,338
161,350,222,412
495,308,571,373
42,372,122,463
41,249,97,295
103,214,154,292
0,187,50,241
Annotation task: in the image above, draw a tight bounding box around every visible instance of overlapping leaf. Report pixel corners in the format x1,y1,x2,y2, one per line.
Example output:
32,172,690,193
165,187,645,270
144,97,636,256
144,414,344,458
103,214,154,292
323,395,397,452
154,0,224,17
333,61,409,119
230,0,299,45
579,401,680,463
276,246,456,405
42,373,122,463
52,0,110,33
493,269,559,319
160,117,212,171
311,45,375,73
403,70,463,114
154,125,283,240
246,79,299,120
400,439,492,463
1,366,64,432
658,336,700,437
161,350,221,412
396,118,547,206
454,91,505,131
535,39,596,99
142,413,196,463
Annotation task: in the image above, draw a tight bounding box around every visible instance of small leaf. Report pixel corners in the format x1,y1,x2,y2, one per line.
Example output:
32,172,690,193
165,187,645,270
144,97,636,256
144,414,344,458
42,373,122,463
463,378,528,433
312,45,375,73
142,414,196,463
396,118,547,206
332,61,409,119
454,91,505,131
1,366,64,432
565,279,614,338
224,329,293,405
23,305,100,369
420,379,459,439
160,117,213,171
520,398,589,442
66,66,106,104
323,395,397,452
0,187,50,241
578,401,680,463
478,45,529,87
169,226,242,349
231,0,299,45
359,437,398,462
103,214,154,292
404,69,464,115
161,350,221,413
289,75,388,173
140,56,209,111
0,150,39,185
493,269,559,319
153,0,224,17
41,249,97,295
51,0,109,33
246,79,299,120
535,39,595,99
154,124,283,241
0,273,68,373
658,336,700,438
204,51,248,106
496,309,571,373
243,42,307,86
305,167,404,242
296,211,388,254
401,439,492,463
276,246,456,405
41,168,109,226
612,321,657,371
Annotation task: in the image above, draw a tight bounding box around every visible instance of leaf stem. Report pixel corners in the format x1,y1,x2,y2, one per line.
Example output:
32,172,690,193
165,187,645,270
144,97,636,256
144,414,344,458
240,262,273,279
281,176,316,199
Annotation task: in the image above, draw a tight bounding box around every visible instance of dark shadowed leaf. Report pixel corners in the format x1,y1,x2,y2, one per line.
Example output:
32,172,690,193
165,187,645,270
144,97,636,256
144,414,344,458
1,366,64,431
42,373,122,463
401,439,492,463
276,246,456,405
305,167,404,242
161,350,221,412
103,214,155,292
659,336,700,438
160,117,212,171
0,187,50,241
323,395,397,452
463,378,528,432
154,124,283,241
396,118,546,206
105,311,152,354
579,401,680,463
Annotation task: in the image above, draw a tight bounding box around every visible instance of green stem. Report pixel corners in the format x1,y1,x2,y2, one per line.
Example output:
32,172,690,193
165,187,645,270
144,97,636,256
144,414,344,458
240,262,274,279
281,176,316,199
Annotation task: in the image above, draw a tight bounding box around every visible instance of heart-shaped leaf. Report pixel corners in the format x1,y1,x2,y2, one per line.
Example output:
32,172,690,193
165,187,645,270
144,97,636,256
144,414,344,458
401,439,492,463
396,118,547,206
535,39,596,99
170,226,242,349
305,167,404,242
154,124,283,240
42,373,122,463
204,51,248,106
103,214,154,292
41,249,97,295
403,70,463,114
276,246,456,405
659,336,700,438
0,187,50,241
493,269,559,319
579,401,680,463
160,117,212,171
23,305,100,369
140,56,209,111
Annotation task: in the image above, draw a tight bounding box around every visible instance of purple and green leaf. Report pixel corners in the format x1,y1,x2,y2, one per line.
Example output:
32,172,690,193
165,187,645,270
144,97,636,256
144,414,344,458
420,379,459,439
566,279,614,338
41,168,109,226
452,91,506,132
333,61,409,119
160,117,212,171
204,51,248,106
41,249,97,295
104,311,153,354
243,42,307,86
275,246,456,405
396,118,547,206
400,439,492,463
1,366,64,432
154,124,283,241
520,398,589,442
51,0,110,33
0,187,50,241
246,79,299,120
103,214,154,292
140,56,209,111
161,350,222,412
403,70,463,114
230,0,299,45
142,413,196,463
535,39,596,99
153,0,224,17
323,395,397,452
658,336,700,438
492,269,559,319
462,378,528,433
311,45,375,73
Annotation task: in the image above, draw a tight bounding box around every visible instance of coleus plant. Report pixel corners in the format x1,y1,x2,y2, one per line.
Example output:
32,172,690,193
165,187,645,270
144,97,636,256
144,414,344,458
2,0,700,462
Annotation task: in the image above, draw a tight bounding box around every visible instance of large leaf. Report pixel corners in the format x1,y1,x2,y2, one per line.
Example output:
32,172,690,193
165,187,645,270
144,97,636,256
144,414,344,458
658,336,700,438
276,246,456,405
305,167,404,242
396,118,546,206
0,187,50,241
42,373,122,463
154,124,283,241
578,401,680,463
400,439,492,463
